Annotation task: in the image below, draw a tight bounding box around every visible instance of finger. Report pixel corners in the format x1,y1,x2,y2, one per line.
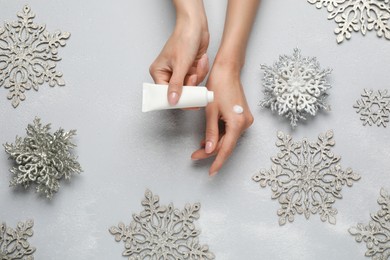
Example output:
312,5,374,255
205,107,219,154
149,70,170,85
195,53,209,84
168,64,191,105
209,127,241,176
191,148,212,160
184,74,198,86
191,136,224,160
182,107,200,111
149,62,170,85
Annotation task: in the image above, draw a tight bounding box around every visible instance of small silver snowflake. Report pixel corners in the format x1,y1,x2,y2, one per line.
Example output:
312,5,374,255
349,188,390,259
3,117,82,199
0,5,70,107
354,89,390,127
0,219,35,260
259,48,332,128
252,130,360,225
308,0,390,43
109,189,215,260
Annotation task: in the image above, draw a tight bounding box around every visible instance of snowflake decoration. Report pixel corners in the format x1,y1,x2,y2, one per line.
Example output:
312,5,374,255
349,188,390,259
109,189,215,260
308,0,390,43
259,48,332,128
353,89,390,127
0,219,35,260
0,5,70,107
3,117,82,199
252,130,360,225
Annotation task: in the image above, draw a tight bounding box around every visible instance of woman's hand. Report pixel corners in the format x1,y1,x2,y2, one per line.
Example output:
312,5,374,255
149,0,210,105
191,62,254,175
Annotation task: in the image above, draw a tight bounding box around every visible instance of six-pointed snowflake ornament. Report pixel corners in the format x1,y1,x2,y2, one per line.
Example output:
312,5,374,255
3,117,82,199
252,130,360,225
354,89,390,127
0,220,35,260
349,188,390,259
0,5,70,107
260,48,332,128
308,0,390,43
109,189,215,260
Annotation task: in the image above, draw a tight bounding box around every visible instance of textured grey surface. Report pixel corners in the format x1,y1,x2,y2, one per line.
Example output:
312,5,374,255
1,0,390,259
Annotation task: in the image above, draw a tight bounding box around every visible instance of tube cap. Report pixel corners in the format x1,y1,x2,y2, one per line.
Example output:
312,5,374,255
207,91,214,103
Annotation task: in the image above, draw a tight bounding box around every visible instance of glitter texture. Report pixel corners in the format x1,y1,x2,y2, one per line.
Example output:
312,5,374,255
354,89,390,127
308,0,390,43
259,48,332,128
0,5,70,107
349,188,390,259
3,117,82,199
0,220,35,260
253,130,360,225
109,189,215,260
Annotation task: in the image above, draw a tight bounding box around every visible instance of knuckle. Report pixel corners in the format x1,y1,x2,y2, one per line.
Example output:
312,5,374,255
149,63,157,75
168,81,182,91
246,114,254,127
235,116,247,127
218,148,232,160
206,128,217,139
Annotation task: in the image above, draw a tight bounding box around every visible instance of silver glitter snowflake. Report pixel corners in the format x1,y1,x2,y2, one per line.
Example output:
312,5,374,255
252,130,360,225
349,188,390,259
259,48,332,128
0,5,70,107
109,189,215,260
3,117,82,199
354,89,390,127
0,220,35,260
308,0,390,43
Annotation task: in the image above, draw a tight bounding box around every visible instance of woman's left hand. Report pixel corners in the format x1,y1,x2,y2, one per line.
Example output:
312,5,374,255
191,62,254,176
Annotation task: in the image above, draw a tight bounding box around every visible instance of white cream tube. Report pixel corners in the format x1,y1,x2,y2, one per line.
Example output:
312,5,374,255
142,83,214,112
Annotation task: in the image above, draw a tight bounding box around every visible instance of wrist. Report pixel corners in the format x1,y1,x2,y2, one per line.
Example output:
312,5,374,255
213,51,244,76
174,0,208,30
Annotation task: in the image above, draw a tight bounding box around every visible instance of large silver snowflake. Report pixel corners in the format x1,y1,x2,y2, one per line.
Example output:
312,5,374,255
259,48,332,128
109,189,215,260
349,188,390,259
0,220,35,260
308,0,390,43
354,89,390,127
3,117,82,199
0,5,70,107
252,130,360,225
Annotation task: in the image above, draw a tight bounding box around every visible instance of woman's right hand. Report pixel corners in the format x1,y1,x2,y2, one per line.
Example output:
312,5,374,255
149,0,210,105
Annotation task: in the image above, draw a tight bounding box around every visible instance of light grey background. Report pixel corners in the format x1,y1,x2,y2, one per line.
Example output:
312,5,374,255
1,0,390,259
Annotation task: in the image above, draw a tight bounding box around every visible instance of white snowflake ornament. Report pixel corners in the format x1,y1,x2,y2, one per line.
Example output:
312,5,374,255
0,5,70,107
349,188,390,259
3,118,82,199
260,48,332,128
308,0,390,43
253,130,360,225
354,89,390,127
109,189,215,260
0,220,35,260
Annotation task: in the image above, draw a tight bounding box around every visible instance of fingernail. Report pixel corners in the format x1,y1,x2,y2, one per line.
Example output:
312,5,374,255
210,171,218,177
168,92,179,105
205,141,213,154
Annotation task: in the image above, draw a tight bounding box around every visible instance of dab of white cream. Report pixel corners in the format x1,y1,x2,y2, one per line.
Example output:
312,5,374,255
233,105,244,114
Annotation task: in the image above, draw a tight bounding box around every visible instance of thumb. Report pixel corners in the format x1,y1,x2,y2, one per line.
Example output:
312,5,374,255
205,107,219,154
168,65,189,105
